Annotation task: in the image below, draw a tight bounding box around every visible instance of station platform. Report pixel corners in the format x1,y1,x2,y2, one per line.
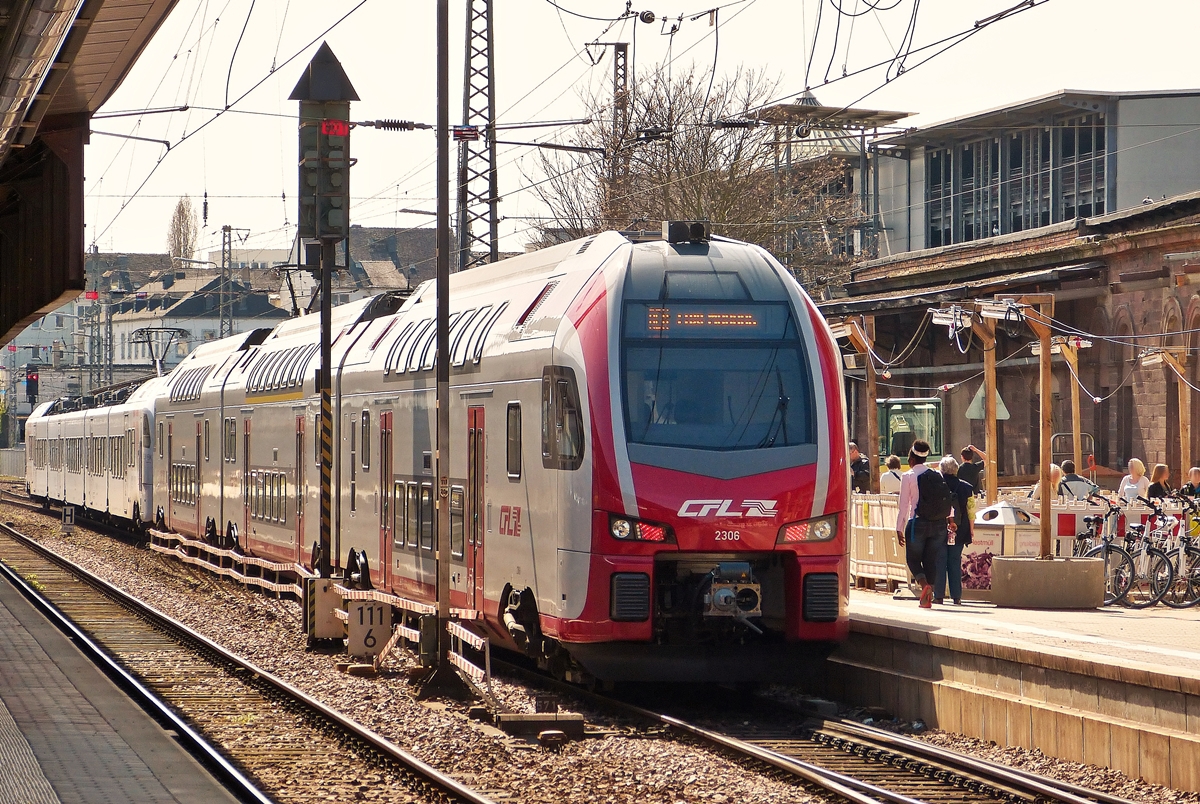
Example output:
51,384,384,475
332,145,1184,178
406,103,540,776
819,589,1200,791
0,575,240,804
849,588,1200,678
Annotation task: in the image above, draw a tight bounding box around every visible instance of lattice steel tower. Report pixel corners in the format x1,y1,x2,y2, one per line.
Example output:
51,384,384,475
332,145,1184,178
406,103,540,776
455,0,499,271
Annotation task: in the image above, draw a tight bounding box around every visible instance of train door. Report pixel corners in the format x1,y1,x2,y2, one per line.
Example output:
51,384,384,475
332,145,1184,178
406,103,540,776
378,411,393,587
467,406,485,611
196,420,203,538
242,418,251,549
295,416,305,562
166,422,173,530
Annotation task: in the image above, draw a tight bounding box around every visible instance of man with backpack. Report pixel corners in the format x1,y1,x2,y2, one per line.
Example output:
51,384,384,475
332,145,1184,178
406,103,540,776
895,439,951,608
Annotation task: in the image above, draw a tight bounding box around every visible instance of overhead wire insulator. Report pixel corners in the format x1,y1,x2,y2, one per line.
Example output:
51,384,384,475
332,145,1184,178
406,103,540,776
356,119,433,131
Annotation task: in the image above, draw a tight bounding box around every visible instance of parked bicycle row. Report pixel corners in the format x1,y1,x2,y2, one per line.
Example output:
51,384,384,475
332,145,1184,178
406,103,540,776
1072,491,1200,608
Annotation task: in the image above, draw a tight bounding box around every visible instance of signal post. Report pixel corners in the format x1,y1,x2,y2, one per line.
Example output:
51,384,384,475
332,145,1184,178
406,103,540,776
291,44,358,586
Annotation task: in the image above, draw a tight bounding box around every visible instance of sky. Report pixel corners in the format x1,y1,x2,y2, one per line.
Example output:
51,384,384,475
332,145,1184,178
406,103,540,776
82,0,1200,259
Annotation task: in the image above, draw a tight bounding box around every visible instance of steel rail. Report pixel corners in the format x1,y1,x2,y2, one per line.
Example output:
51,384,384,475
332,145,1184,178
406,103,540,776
0,528,274,804
0,520,496,804
822,719,1141,804
494,658,1133,804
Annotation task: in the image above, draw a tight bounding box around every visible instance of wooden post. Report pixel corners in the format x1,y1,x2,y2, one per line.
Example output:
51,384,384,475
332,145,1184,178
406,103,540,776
972,318,999,504
848,318,880,493
1061,342,1084,472
1019,296,1056,559
1161,351,1191,475
864,316,879,493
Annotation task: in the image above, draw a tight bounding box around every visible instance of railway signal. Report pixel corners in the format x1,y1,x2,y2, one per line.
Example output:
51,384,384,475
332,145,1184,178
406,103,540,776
290,43,358,587
25,364,38,403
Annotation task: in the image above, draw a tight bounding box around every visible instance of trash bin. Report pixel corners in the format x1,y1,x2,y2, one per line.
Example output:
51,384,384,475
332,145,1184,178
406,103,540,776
966,501,1041,593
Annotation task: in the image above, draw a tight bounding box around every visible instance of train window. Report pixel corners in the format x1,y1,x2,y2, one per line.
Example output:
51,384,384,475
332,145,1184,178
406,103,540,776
361,410,371,470
393,481,405,547
314,413,321,466
203,420,210,461
541,366,584,470
349,414,357,512
157,422,164,457
450,487,464,558
420,484,434,550
224,418,237,462
506,403,521,478
406,483,419,549
281,476,287,524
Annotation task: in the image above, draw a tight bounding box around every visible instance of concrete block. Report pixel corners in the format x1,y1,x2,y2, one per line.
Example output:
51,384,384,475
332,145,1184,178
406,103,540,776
1170,734,1200,792
1043,668,1076,708
1096,678,1128,720
1030,705,1058,756
495,712,585,739
1109,723,1140,778
934,684,961,732
1141,730,1171,787
1007,699,1032,749
981,694,1008,745
1022,665,1049,705
1055,710,1085,763
1186,694,1200,736
990,556,1105,609
1154,689,1187,732
1082,717,1111,767
960,688,984,739
1068,674,1100,714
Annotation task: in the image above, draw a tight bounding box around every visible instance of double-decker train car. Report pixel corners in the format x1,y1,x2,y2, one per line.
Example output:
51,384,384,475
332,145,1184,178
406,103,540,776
26,225,849,683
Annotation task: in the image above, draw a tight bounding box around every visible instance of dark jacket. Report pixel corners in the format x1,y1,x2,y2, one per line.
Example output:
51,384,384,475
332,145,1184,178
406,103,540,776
947,475,974,545
850,455,872,493
1148,481,1173,499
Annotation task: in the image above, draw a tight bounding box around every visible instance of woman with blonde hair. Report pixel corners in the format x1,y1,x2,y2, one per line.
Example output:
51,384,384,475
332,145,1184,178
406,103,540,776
1027,463,1062,503
1119,458,1150,503
1148,464,1173,499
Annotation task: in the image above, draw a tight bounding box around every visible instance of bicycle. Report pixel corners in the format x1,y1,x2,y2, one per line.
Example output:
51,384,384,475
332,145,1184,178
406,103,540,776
1078,493,1135,606
1121,496,1175,609
1159,494,1200,609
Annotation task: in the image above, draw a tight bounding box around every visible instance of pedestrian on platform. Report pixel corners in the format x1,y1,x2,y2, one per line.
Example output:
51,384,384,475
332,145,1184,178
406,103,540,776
1027,463,1062,503
895,439,952,609
934,456,973,605
1148,464,1173,499
956,445,986,493
849,441,872,494
880,455,903,494
1119,458,1151,503
1181,467,1200,496
1058,460,1098,501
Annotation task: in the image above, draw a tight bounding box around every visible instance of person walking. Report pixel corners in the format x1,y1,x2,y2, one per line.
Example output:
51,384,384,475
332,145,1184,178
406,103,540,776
895,439,951,608
1119,458,1151,503
1058,459,1098,501
849,441,872,494
934,456,974,605
879,455,903,494
956,445,986,494
1148,464,1173,499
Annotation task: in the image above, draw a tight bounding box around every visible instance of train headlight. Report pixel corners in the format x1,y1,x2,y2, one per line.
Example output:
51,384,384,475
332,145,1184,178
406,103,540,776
777,514,839,544
611,518,632,539
608,514,675,543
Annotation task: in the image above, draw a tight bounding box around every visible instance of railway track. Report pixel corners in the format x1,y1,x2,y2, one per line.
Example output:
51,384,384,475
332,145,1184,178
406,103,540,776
495,660,1138,804
0,519,496,804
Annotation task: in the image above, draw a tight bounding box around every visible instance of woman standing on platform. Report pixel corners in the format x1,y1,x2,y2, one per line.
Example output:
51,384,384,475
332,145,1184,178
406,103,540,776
935,456,974,606
1147,464,1173,499
1119,458,1151,503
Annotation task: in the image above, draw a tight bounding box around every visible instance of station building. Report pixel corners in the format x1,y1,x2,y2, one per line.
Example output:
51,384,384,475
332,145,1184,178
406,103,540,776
828,89,1200,484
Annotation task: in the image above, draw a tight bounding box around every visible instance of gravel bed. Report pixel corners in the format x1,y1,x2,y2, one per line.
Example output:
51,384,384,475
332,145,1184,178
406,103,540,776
0,503,830,804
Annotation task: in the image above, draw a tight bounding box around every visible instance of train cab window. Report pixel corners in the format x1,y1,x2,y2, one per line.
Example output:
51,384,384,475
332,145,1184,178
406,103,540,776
420,484,434,550
361,410,370,470
450,487,465,558
506,403,521,478
406,483,419,549
541,366,584,470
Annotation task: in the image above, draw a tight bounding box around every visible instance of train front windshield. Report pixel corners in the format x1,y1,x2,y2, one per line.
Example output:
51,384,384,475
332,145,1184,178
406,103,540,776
622,302,814,450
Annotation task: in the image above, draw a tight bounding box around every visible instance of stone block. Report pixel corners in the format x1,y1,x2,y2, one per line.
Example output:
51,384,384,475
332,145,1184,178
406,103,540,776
1007,699,1032,749
934,684,961,733
1030,705,1058,756
1141,730,1171,787
981,694,1008,745
1170,734,1200,792
1154,689,1187,732
1082,717,1111,767
1109,723,1141,778
990,556,1105,609
1054,710,1085,763
1096,677,1128,720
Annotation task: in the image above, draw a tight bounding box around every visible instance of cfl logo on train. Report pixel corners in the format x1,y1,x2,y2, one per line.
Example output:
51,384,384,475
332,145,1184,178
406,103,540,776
676,499,779,518
498,505,522,536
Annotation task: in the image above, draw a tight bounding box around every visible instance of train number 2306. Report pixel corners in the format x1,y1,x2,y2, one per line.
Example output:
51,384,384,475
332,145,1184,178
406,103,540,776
714,530,741,541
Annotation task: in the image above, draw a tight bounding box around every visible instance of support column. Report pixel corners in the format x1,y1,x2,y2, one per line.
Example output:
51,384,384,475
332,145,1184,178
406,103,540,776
972,319,999,504
1020,295,1056,559
864,316,879,492
1162,351,1191,475
1061,342,1083,471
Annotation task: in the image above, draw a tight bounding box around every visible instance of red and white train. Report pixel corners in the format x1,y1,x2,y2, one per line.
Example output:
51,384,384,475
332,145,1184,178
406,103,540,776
27,225,850,682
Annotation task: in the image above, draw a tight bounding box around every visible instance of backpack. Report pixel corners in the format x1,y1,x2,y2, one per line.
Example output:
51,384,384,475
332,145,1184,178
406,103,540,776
915,469,954,521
